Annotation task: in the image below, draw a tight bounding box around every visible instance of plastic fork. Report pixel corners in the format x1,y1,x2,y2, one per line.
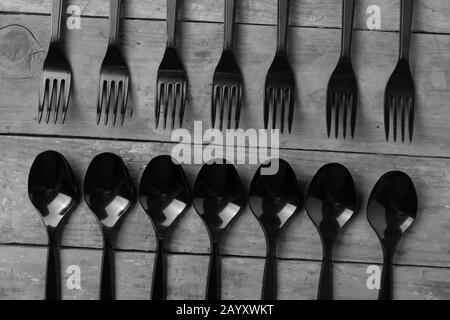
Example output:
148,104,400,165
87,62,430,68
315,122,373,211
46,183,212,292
264,0,296,134
97,0,131,126
326,0,358,139
384,0,415,143
211,0,243,130
155,0,187,130
39,0,72,124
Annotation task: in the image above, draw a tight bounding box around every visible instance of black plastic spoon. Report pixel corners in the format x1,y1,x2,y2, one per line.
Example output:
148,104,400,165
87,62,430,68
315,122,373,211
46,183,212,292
367,171,417,300
139,155,191,300
305,163,357,300
193,160,246,300
28,150,79,300
249,159,301,300
84,153,135,300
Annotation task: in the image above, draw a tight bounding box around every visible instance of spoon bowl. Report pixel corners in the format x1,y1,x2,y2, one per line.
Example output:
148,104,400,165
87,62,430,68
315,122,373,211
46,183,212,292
367,171,417,300
28,150,79,300
84,153,135,300
305,163,357,300
139,155,191,300
193,160,246,300
249,159,301,300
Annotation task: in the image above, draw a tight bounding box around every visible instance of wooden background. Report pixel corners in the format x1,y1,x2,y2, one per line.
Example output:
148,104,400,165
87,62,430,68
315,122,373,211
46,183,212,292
0,0,449,300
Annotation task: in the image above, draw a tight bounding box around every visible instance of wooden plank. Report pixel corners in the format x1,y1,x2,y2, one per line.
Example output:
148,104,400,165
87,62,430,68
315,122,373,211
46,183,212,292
1,16,450,158
1,245,450,300
0,136,449,269
0,0,449,33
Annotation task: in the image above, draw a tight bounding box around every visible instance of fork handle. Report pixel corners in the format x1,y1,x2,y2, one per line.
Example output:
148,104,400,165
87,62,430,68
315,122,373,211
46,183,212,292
167,0,179,48
341,0,355,58
399,0,413,60
276,0,290,54
109,0,122,45
223,0,237,51
51,0,63,42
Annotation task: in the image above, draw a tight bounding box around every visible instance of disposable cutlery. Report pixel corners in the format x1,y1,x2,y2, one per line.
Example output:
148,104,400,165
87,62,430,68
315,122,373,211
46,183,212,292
28,151,79,300
139,155,191,300
193,160,246,300
384,0,415,142
249,159,301,300
211,0,243,130
39,0,72,124
97,0,131,126
305,163,357,300
326,0,357,139
367,171,417,300
155,0,187,130
84,153,135,300
264,0,296,134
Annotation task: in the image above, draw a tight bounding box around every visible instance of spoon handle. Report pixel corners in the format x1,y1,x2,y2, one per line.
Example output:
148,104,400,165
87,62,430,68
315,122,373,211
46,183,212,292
261,243,277,300
379,252,393,300
317,250,333,300
206,242,221,300
152,239,167,300
45,229,61,300
100,234,115,300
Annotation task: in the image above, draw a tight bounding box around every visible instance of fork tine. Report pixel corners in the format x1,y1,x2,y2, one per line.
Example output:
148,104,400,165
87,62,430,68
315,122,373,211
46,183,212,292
235,85,242,129
226,87,233,130
264,87,270,130
163,83,171,129
335,94,341,139
326,92,334,138
393,97,398,142
53,79,63,124
104,81,113,126
112,81,121,126
155,82,163,129
179,81,187,128
342,94,348,139
46,79,56,124
97,80,106,125
408,97,414,142
62,76,71,124
280,89,286,134
384,95,391,141
211,85,218,129
287,89,294,134
400,97,406,143
121,77,130,126
171,83,180,129
350,94,357,138
219,86,225,131
272,88,278,130
39,78,49,123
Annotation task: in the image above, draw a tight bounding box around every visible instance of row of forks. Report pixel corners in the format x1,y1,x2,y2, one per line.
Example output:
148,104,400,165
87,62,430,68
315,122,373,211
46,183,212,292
39,0,416,143
40,0,130,126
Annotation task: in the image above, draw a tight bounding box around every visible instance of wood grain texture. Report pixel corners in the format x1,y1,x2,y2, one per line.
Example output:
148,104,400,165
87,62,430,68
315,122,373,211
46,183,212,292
1,136,449,269
2,245,450,300
0,15,449,157
0,0,449,33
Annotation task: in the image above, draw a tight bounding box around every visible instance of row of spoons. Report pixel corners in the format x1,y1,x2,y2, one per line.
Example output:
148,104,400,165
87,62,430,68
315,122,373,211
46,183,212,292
28,152,417,300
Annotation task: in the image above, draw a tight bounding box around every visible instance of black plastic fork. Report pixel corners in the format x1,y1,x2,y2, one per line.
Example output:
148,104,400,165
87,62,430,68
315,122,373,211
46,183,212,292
155,0,187,130
264,0,296,134
211,0,243,131
384,0,415,143
326,0,357,139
